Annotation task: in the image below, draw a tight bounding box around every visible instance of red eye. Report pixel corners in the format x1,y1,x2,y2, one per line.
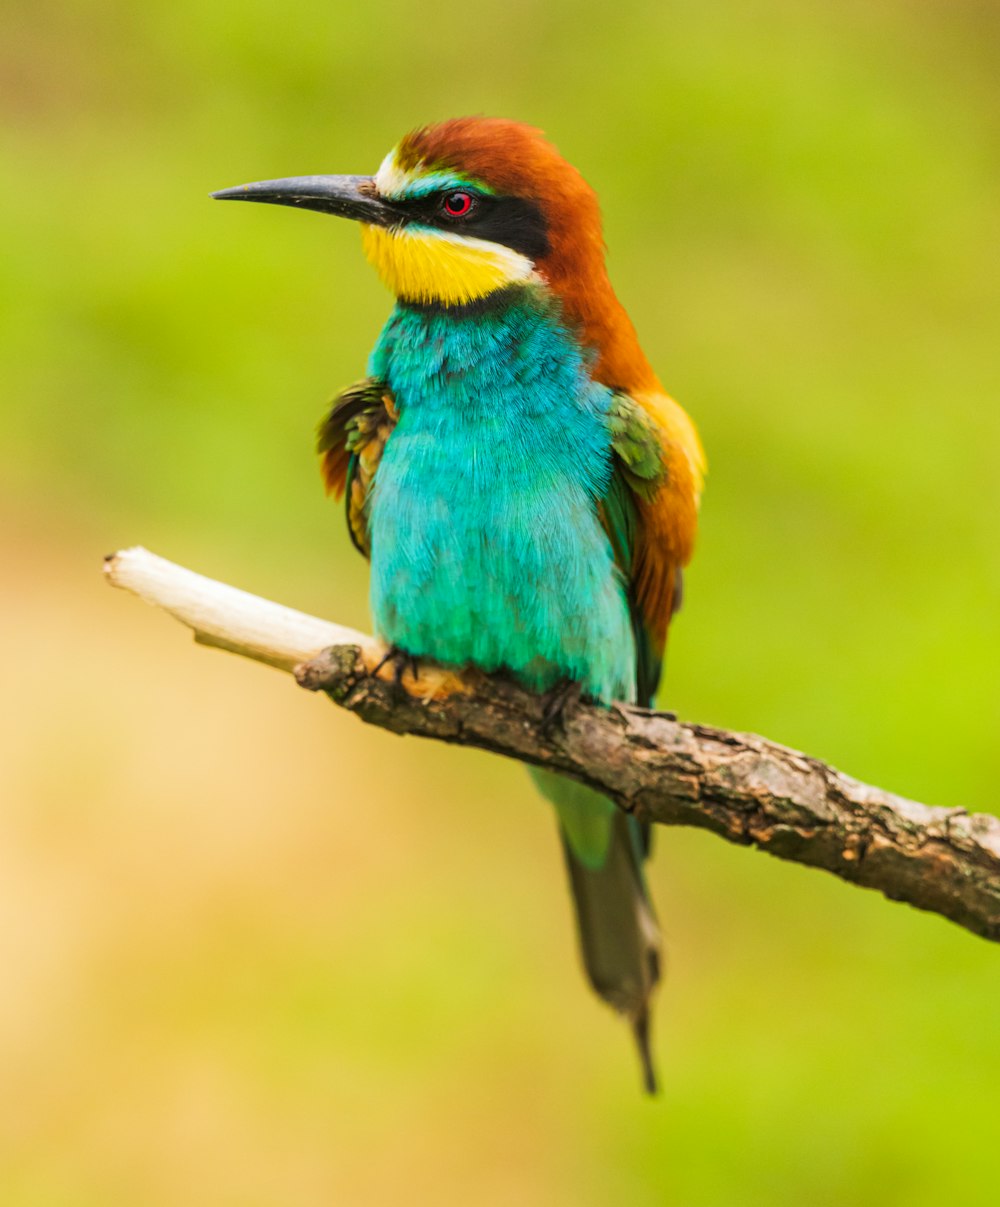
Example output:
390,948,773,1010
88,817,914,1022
442,190,474,218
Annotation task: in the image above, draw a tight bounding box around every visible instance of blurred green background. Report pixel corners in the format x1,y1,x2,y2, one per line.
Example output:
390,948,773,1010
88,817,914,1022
2,0,999,1203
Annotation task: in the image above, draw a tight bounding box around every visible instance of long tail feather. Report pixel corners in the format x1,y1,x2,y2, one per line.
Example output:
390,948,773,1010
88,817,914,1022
631,1004,658,1095
559,809,662,1094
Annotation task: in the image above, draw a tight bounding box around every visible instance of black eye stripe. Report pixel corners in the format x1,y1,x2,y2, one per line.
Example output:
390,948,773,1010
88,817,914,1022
395,191,550,261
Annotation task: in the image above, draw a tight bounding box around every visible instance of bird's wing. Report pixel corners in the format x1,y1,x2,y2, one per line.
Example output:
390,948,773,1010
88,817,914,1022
601,390,704,704
316,378,397,558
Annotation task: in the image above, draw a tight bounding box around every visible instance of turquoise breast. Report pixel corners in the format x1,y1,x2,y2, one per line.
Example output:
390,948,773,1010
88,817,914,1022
366,287,636,703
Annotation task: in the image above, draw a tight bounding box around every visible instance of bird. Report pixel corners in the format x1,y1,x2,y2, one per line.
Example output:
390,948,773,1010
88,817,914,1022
213,118,704,1093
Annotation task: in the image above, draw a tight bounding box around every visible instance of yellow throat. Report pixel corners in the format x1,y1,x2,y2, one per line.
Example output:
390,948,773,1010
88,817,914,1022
360,223,535,307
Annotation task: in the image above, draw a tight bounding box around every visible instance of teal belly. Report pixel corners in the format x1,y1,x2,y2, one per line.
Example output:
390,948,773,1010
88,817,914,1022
366,294,636,704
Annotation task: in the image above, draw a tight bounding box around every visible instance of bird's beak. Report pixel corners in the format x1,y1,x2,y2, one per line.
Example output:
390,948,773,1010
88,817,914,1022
211,174,399,226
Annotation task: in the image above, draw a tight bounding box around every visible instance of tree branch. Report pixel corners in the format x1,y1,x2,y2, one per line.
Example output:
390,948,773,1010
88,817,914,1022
105,547,1000,944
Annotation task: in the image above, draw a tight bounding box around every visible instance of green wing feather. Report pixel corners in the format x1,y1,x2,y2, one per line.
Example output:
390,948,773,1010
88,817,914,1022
602,392,670,707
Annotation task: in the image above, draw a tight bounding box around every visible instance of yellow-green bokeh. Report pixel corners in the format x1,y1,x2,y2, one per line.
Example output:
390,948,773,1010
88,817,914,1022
2,1,999,1203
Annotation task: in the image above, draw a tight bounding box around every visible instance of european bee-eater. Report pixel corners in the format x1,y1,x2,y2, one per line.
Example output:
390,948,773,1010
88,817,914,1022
214,117,704,1092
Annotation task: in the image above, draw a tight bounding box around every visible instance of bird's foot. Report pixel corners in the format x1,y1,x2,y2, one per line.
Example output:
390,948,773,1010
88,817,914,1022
370,644,420,693
539,679,586,737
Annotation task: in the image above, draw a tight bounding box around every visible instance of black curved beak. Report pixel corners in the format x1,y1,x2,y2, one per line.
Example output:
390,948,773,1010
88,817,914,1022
211,174,399,226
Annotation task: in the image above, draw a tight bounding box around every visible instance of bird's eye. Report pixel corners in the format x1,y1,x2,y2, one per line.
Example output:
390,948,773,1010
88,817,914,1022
441,191,474,218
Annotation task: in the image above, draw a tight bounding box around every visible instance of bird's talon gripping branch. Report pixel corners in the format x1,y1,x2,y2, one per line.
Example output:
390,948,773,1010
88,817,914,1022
539,679,586,737
370,643,420,690
362,643,471,704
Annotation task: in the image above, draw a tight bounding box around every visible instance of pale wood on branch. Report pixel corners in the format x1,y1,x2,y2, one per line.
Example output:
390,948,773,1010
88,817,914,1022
105,547,1000,944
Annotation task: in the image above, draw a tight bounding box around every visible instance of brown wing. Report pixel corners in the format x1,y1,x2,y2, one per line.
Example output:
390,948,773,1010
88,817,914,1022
316,378,397,558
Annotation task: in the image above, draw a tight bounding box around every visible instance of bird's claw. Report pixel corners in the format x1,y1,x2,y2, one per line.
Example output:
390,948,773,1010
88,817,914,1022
539,679,585,737
371,645,420,691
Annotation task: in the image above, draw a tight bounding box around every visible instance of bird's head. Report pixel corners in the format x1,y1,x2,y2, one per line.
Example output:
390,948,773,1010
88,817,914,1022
214,117,657,391
214,118,602,308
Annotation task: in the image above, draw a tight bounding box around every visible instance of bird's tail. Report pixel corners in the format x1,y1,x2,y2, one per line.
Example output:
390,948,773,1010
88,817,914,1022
531,769,662,1094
